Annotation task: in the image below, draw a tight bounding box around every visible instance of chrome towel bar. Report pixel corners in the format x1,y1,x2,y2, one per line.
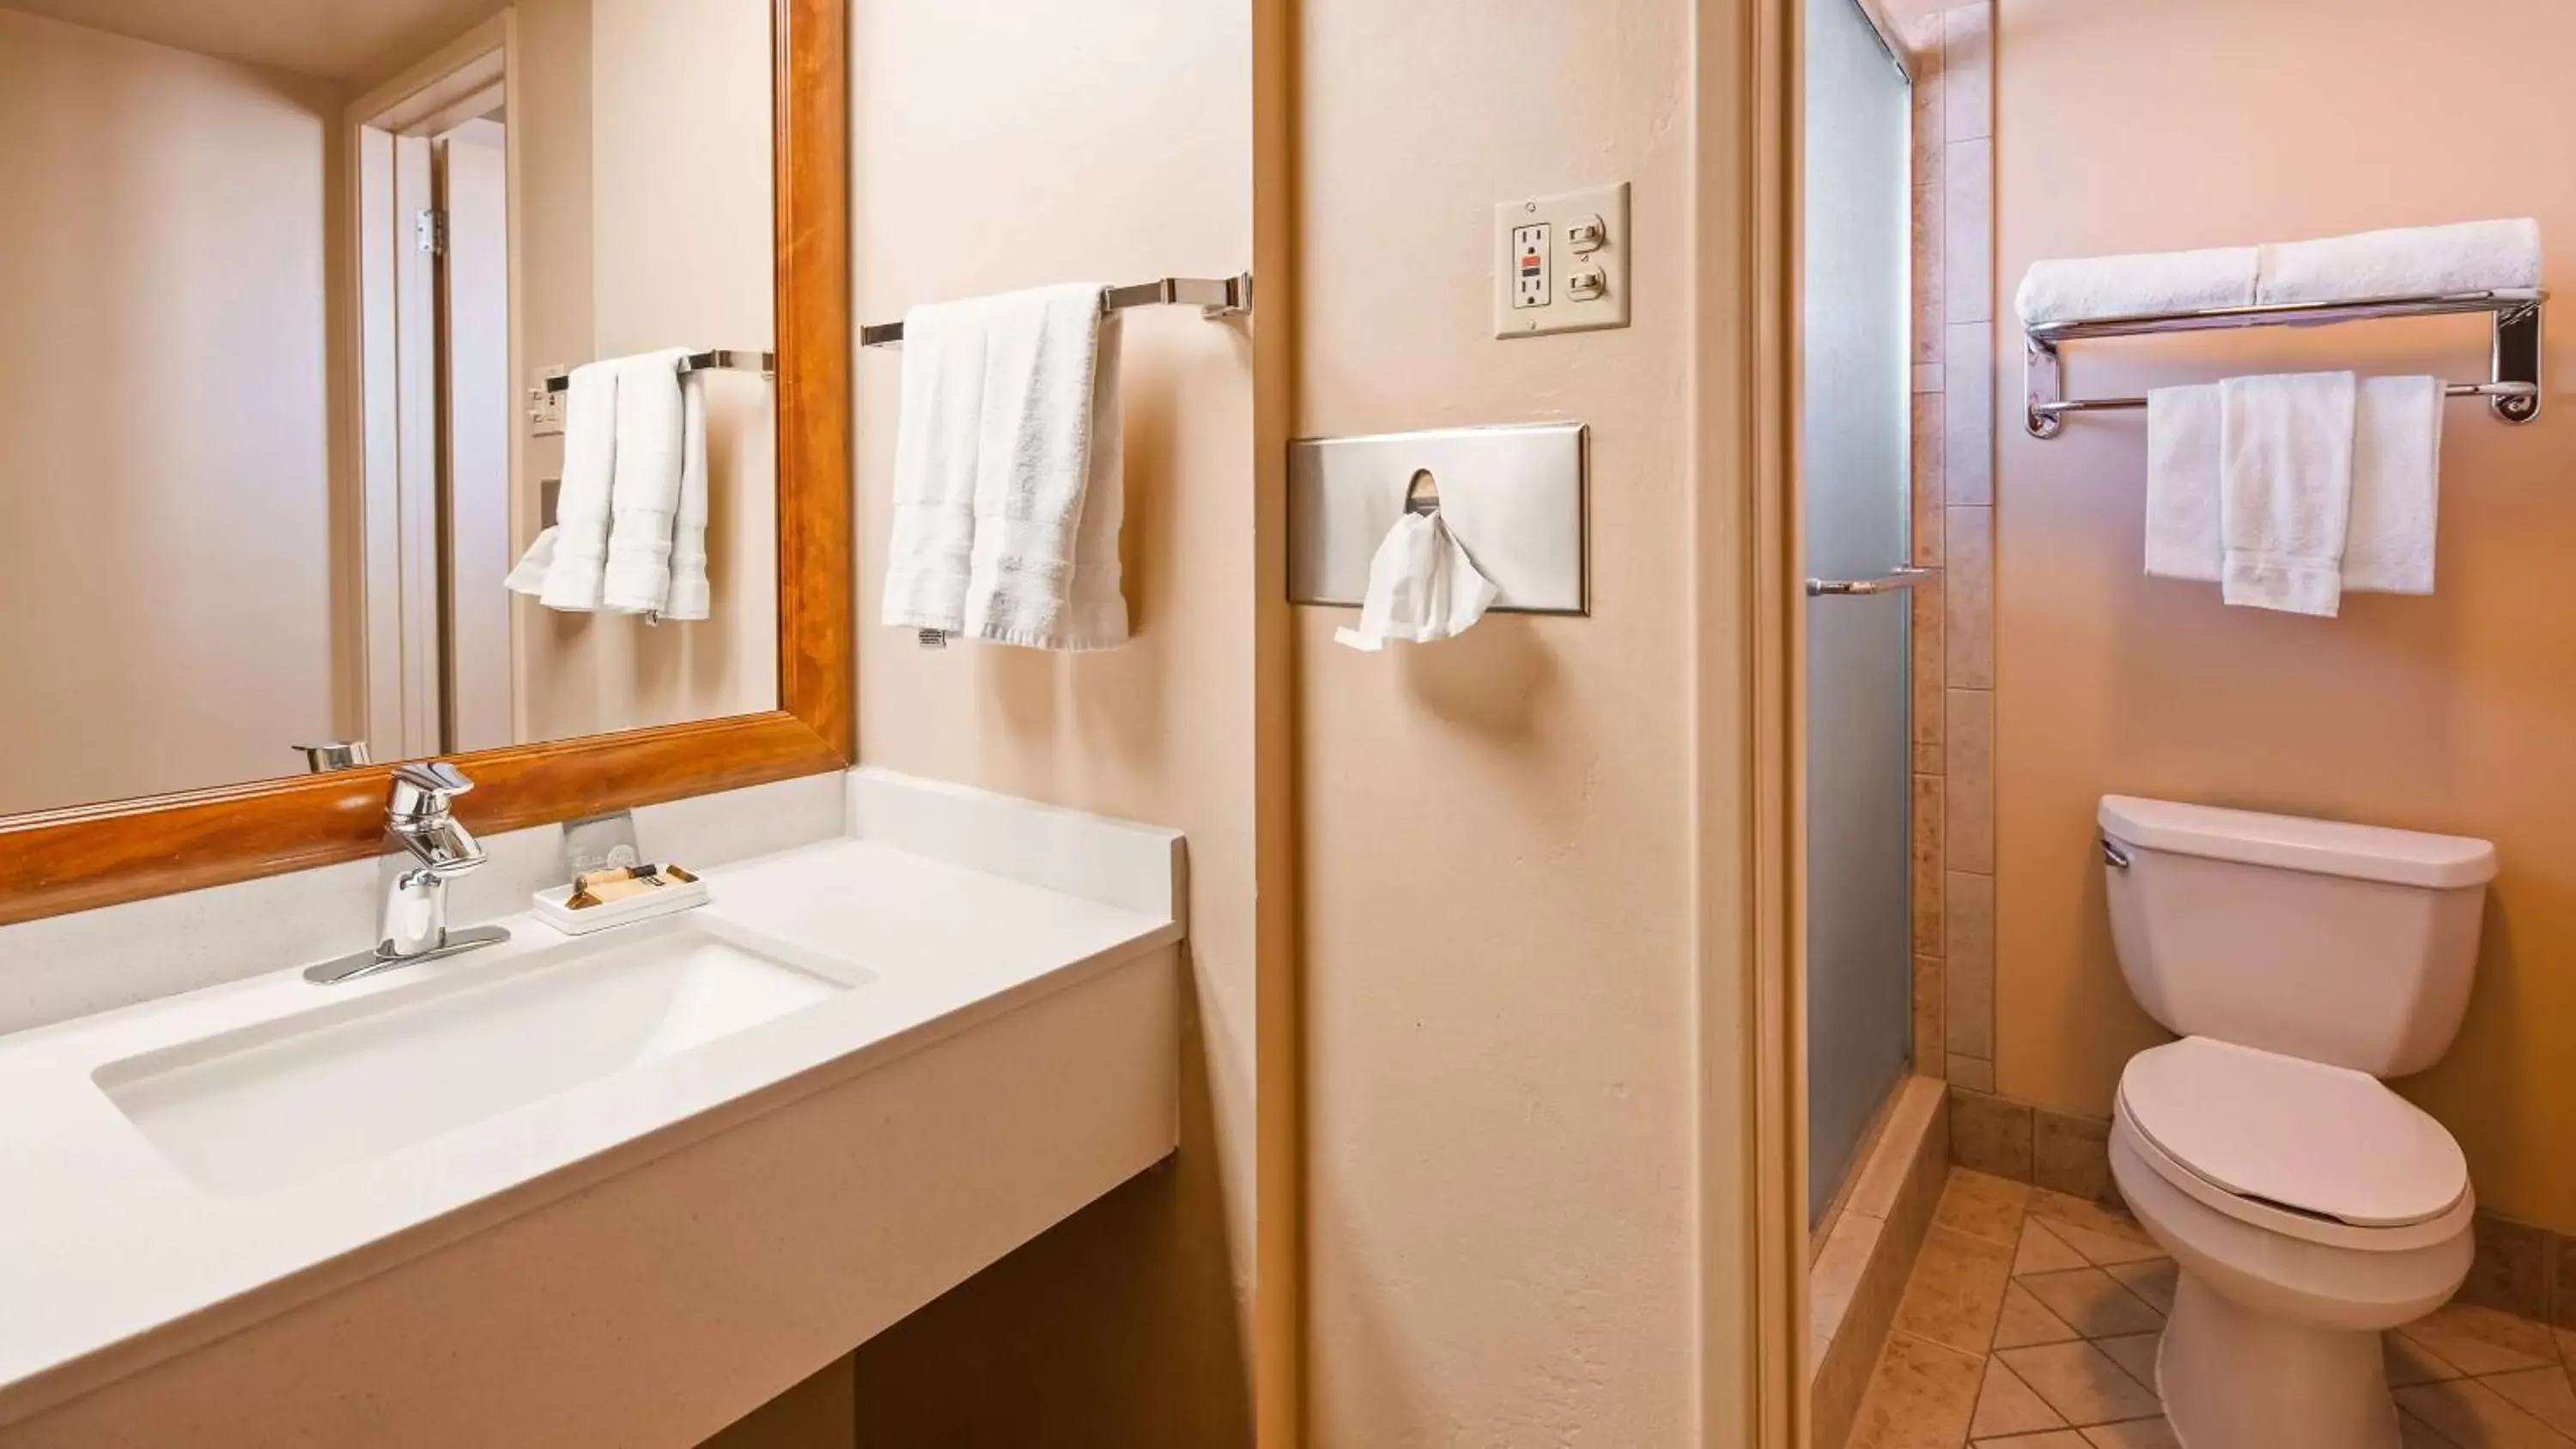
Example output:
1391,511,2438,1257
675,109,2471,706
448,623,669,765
2023,288,2546,438
539,349,775,394
859,272,1253,349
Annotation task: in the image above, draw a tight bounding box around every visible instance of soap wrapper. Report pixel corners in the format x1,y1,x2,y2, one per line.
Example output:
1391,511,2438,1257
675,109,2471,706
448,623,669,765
1333,511,1498,652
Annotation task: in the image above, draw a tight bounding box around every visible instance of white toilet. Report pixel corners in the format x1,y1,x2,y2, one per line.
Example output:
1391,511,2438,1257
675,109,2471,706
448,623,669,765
2096,795,2496,1449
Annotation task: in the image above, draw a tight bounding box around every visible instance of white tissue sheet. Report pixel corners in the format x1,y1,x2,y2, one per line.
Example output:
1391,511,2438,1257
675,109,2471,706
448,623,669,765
1333,512,1498,652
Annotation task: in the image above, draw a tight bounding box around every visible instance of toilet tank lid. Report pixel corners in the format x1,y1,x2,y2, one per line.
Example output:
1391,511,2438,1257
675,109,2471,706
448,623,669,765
2098,796,2496,888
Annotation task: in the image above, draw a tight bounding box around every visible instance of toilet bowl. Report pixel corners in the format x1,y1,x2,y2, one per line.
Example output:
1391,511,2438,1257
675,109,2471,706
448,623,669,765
2097,796,2496,1449
2107,1038,2473,1449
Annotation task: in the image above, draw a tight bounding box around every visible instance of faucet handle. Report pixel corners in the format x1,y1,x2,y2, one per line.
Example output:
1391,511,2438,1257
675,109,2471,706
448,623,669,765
388,761,474,824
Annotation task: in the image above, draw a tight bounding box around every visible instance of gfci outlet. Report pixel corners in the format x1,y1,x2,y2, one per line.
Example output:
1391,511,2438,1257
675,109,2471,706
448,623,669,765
1494,181,1631,339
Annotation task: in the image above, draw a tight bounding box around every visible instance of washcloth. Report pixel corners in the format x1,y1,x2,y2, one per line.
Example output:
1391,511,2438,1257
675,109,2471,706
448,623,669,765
2144,384,2223,583
507,360,620,610
2256,218,2542,307
881,295,996,635
2219,372,2358,616
2343,375,2444,596
2015,245,2258,328
961,283,1128,649
601,347,698,615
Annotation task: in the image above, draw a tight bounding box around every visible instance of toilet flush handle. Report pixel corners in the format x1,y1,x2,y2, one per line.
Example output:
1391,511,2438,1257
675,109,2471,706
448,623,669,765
2102,837,2133,870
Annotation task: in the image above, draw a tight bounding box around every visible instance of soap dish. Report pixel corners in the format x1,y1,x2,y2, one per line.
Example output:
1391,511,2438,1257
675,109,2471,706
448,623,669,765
532,873,710,935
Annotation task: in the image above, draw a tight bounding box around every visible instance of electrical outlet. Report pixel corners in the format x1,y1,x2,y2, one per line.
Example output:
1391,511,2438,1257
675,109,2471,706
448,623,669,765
1494,182,1631,339
1512,223,1551,309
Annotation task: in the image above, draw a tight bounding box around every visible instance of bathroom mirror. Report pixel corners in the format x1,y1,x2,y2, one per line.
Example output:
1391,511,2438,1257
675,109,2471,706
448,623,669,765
0,0,790,820
0,0,851,922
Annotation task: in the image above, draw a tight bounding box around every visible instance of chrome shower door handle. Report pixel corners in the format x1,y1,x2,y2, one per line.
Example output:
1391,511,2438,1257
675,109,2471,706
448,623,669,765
1806,565,1929,597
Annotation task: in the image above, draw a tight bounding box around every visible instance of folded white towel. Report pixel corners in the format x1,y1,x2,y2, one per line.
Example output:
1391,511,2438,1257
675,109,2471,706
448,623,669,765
2219,372,2357,616
602,347,697,615
2015,245,2257,328
881,295,994,635
2144,385,2223,583
2256,218,2542,307
510,360,620,611
962,283,1128,650
2344,375,2443,596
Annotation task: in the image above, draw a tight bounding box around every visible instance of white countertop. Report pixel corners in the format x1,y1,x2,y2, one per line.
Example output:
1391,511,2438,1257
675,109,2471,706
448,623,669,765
0,815,1182,1422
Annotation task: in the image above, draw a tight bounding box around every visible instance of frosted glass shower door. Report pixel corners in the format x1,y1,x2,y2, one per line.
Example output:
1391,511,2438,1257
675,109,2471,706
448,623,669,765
1802,0,1915,1225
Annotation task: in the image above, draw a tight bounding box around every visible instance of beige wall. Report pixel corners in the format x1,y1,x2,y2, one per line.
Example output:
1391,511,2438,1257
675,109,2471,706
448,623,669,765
0,10,347,815
1294,0,1702,1440
1994,0,2576,1233
512,0,778,744
843,0,1262,1442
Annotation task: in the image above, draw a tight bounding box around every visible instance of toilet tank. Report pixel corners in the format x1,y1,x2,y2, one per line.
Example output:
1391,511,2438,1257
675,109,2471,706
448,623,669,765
2099,796,2495,1077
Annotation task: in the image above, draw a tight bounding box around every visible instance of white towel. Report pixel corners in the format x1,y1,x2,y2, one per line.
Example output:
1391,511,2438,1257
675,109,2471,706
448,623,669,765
2015,245,2257,328
657,373,712,621
2344,375,2443,596
963,284,1127,649
602,347,697,615
2219,372,2357,616
507,360,620,610
2144,385,2222,583
2256,218,2542,307
881,296,995,635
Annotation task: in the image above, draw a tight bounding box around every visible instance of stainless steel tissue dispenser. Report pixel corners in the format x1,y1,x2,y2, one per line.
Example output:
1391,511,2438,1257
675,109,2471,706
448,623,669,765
1285,421,1589,615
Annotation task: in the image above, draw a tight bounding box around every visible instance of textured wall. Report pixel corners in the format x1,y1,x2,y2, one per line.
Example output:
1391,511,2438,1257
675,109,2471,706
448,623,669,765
1292,0,1704,1440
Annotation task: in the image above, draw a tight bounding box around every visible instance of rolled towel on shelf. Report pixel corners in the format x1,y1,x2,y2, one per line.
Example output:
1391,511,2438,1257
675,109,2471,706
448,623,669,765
2015,245,2258,328
2255,218,2542,307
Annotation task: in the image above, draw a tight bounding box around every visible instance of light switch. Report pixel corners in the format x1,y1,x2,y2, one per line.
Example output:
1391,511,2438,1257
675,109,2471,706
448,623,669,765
1493,182,1631,338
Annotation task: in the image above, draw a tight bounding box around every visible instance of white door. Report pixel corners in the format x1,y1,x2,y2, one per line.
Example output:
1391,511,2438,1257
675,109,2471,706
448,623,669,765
435,119,513,753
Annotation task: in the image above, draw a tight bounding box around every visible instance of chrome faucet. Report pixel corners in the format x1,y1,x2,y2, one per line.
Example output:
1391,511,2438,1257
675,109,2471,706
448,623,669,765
306,762,511,985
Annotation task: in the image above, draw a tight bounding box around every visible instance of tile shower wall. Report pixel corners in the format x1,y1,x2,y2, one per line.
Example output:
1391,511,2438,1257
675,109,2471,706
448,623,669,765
1905,1,1996,1097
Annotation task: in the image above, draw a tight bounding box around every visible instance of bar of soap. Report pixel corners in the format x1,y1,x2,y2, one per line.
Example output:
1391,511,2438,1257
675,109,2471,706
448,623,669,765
565,864,697,909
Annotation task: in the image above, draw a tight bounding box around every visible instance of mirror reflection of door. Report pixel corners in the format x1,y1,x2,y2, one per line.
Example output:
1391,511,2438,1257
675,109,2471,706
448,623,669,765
435,120,513,755
0,2,781,821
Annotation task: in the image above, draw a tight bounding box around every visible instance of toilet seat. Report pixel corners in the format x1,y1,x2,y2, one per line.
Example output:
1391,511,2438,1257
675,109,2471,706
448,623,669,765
2117,1037,2471,1251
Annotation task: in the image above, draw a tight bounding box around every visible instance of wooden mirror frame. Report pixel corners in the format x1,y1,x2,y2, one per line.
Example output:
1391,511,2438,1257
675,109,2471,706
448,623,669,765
0,0,852,929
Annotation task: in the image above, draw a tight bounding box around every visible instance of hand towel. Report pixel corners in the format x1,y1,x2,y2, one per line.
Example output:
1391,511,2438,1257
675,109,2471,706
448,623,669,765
961,283,1128,650
2144,384,2222,583
508,360,619,610
2344,375,2444,595
2014,245,2258,328
2218,372,2357,616
659,373,713,621
1333,510,1498,652
881,295,994,635
2255,218,2542,307
601,347,697,615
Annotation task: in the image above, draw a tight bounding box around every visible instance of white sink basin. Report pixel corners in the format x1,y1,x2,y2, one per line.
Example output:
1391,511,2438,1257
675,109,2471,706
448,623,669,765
93,917,866,1197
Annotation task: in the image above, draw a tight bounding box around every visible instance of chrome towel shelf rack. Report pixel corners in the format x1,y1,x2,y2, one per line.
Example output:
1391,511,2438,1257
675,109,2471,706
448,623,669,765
860,272,1253,349
539,349,775,394
2023,288,2546,438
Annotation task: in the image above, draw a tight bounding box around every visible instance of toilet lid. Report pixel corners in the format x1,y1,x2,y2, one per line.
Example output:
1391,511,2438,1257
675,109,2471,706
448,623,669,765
2118,1038,2468,1228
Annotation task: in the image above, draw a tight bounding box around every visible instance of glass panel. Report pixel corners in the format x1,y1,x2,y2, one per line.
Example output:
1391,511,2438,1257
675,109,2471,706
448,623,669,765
1801,0,1914,1224
0,1,778,820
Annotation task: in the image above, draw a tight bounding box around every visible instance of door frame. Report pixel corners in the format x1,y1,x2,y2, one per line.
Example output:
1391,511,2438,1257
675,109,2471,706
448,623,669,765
345,15,520,761
1690,0,1804,1443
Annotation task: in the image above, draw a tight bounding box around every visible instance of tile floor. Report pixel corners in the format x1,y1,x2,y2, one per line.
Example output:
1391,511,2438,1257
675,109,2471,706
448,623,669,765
1848,1167,2576,1448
